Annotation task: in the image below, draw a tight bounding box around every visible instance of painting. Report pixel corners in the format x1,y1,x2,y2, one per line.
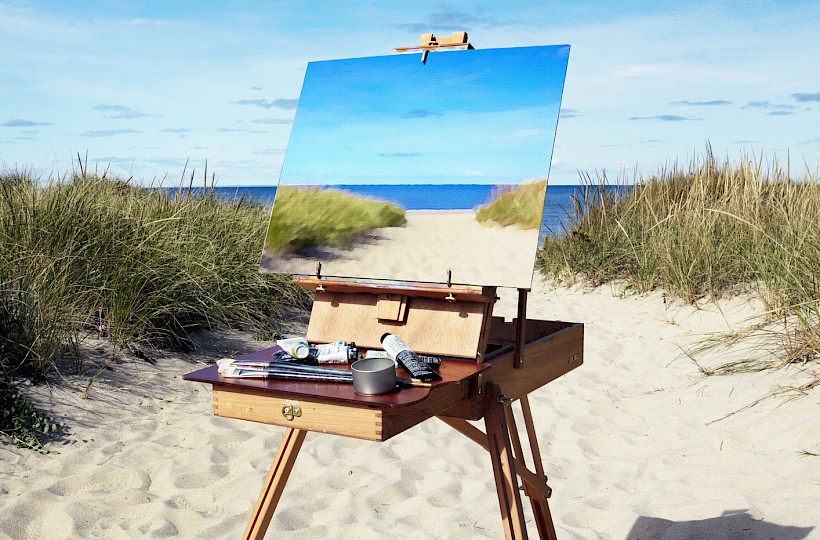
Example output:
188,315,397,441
260,44,569,288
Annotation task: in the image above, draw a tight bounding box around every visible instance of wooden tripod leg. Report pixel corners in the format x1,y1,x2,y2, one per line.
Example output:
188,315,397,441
484,385,528,540
242,427,307,540
505,405,544,536
519,396,557,540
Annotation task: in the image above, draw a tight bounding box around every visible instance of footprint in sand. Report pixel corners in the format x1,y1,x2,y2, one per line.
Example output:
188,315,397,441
274,507,313,531
47,468,150,497
172,463,229,490
5,500,74,540
167,493,225,517
425,478,463,508
205,428,255,450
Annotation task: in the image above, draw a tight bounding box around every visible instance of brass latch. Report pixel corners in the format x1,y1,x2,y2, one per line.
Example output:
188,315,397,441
282,404,302,421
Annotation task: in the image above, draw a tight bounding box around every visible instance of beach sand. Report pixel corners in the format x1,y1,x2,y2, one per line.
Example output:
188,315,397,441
262,210,541,288
1,281,819,539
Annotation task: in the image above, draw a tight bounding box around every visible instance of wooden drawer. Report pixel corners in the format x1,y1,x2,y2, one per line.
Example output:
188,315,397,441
211,372,475,442
213,385,385,440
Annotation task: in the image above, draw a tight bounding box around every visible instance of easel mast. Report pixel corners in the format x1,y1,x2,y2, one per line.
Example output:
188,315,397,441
288,32,546,537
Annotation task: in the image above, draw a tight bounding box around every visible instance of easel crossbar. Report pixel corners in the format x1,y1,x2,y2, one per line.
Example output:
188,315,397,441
437,416,552,501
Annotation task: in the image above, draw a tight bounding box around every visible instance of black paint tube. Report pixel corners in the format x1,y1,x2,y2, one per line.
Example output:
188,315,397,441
364,349,441,368
380,333,442,383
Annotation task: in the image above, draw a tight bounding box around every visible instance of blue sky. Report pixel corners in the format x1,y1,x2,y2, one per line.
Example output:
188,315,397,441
1,0,819,185
280,45,567,185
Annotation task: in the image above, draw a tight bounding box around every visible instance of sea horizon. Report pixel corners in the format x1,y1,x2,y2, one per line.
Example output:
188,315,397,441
159,183,624,237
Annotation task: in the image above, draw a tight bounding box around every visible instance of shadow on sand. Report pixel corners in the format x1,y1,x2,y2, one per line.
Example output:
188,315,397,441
627,509,813,540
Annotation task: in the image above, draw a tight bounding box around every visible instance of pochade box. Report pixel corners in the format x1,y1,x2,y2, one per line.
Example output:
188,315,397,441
184,32,583,539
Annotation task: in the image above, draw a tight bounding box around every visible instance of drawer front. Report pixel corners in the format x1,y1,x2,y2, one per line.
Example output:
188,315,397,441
212,386,385,441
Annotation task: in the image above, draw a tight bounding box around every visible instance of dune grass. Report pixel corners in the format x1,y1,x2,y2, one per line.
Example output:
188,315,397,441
264,185,406,252
475,179,547,229
1,169,306,377
1,168,308,450
537,149,819,372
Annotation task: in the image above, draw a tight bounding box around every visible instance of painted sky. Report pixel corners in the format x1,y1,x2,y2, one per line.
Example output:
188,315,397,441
280,45,568,185
2,1,819,185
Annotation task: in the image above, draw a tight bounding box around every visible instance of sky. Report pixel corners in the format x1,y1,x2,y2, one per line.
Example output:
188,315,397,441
280,45,568,185
2,0,819,186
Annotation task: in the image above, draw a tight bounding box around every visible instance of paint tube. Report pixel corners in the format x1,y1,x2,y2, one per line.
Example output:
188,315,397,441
276,337,310,359
308,341,358,364
365,349,440,369
380,333,442,382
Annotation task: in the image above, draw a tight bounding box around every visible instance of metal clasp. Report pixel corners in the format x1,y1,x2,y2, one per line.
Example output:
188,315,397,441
282,404,302,421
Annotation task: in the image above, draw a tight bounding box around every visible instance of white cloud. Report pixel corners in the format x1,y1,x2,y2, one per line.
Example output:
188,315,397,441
464,170,483,176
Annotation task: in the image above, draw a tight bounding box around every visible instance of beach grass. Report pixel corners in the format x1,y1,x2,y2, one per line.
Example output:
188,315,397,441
475,179,547,229
537,149,819,370
1,167,310,449
264,185,406,252
0,169,307,379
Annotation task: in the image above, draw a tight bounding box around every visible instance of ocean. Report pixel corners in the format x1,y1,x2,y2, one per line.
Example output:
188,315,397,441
162,184,590,237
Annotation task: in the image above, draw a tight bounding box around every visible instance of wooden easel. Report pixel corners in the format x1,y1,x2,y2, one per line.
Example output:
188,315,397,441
183,33,583,539
184,271,583,538
185,273,583,539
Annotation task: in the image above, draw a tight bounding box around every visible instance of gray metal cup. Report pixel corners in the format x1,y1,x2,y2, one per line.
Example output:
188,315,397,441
351,357,397,395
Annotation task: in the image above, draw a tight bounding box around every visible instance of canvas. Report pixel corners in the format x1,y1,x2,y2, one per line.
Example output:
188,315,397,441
260,44,570,288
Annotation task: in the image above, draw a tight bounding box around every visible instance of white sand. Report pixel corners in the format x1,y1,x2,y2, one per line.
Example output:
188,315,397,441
1,282,819,539
263,210,541,288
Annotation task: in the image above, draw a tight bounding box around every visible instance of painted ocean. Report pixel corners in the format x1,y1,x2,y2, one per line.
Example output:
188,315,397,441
162,184,592,237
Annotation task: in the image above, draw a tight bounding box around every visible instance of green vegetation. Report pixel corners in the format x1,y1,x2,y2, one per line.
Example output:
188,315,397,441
538,149,819,372
265,186,406,252
1,167,307,449
1,370,61,453
475,179,547,229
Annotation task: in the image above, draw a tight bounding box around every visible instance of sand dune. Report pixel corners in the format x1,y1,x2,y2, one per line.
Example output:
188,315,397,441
1,281,818,539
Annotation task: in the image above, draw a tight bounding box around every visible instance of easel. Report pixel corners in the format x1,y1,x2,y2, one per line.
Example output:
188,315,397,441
183,33,583,539
185,275,583,539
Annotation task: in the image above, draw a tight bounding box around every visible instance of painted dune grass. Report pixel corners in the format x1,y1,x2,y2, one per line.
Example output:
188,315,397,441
475,179,547,229
264,185,406,252
538,150,819,375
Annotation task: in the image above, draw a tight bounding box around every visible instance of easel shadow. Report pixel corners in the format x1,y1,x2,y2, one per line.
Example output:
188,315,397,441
627,509,813,539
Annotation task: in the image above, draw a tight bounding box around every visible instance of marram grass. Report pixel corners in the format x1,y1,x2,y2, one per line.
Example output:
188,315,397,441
537,149,819,371
264,185,406,252
1,168,309,450
0,170,307,379
475,179,547,229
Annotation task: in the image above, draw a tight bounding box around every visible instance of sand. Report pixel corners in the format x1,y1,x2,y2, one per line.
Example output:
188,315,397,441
1,281,819,539
262,210,541,288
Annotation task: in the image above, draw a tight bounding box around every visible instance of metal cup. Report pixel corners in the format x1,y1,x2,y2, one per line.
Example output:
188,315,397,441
351,357,397,395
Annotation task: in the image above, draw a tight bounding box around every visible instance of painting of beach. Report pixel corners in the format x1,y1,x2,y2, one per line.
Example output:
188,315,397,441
259,44,569,288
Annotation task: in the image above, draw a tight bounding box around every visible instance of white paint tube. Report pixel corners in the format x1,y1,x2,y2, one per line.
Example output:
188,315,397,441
380,333,442,382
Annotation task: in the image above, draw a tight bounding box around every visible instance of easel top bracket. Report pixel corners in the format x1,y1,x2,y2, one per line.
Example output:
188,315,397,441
392,31,474,54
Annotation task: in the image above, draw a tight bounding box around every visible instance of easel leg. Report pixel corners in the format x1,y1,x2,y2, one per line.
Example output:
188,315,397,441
438,394,558,539
242,427,307,540
484,384,528,540
507,396,557,540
